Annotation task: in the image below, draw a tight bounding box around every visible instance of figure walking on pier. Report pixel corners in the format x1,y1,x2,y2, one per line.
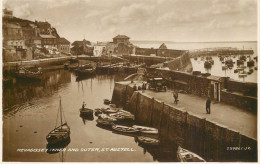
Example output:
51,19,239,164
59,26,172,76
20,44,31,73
206,97,211,114
173,90,179,104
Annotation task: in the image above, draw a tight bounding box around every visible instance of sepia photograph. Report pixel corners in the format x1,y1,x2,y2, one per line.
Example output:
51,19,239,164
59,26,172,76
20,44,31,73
1,0,258,162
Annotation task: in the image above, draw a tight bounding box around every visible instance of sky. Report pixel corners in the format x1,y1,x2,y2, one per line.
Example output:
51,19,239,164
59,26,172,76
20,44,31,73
2,0,258,43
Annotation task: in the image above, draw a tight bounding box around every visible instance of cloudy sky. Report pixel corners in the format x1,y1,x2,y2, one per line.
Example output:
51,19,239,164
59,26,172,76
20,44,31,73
3,0,258,42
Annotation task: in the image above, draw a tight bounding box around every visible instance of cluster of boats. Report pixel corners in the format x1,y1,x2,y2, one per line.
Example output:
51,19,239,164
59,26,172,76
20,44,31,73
15,67,43,81
45,97,206,162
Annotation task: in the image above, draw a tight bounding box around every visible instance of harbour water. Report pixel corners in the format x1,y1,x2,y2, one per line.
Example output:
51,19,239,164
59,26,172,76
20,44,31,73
133,41,258,83
3,70,176,162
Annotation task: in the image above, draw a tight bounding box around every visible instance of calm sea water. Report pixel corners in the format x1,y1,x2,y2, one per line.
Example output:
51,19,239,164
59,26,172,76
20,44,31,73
132,41,258,83
2,70,175,162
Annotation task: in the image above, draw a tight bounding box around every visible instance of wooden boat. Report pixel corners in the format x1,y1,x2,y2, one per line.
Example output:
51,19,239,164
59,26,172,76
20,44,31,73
94,108,102,116
239,73,247,77
104,99,111,105
75,68,96,77
15,67,42,81
98,113,117,122
204,61,212,68
132,125,158,134
79,107,93,116
222,65,228,70
96,119,115,127
112,124,139,133
46,97,70,145
109,111,135,121
177,146,206,162
137,136,159,146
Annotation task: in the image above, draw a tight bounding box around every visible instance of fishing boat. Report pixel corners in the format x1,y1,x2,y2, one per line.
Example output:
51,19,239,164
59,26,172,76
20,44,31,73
46,97,70,145
239,71,247,77
222,65,228,70
137,136,159,146
98,113,117,122
96,119,115,127
204,61,212,68
79,107,93,116
74,68,96,77
132,125,158,134
247,60,255,67
112,124,139,133
94,108,103,116
104,99,111,105
15,67,42,81
177,146,206,162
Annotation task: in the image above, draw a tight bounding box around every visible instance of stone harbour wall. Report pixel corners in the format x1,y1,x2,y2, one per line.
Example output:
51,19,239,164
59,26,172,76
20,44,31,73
145,68,257,113
111,82,257,161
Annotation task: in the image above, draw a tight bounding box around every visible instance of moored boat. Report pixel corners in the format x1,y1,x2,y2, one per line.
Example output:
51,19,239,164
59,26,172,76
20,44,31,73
132,125,158,134
137,136,159,146
112,124,139,133
79,107,93,116
104,99,111,105
177,146,206,162
15,67,42,81
46,97,70,145
96,119,115,127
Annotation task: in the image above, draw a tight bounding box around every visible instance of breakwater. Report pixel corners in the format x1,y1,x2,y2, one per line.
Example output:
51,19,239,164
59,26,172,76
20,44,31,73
135,47,186,58
111,82,257,162
3,56,71,71
189,50,254,58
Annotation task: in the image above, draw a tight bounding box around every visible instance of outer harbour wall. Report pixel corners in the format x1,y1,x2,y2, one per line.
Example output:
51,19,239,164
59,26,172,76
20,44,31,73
3,56,71,71
111,82,257,161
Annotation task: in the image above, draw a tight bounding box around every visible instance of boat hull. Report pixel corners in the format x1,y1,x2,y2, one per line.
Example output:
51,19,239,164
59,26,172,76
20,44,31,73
46,123,70,145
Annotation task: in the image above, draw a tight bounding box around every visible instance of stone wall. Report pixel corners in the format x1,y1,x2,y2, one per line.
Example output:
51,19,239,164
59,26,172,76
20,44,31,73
165,52,193,72
135,47,186,58
145,68,257,113
111,83,257,161
3,56,71,71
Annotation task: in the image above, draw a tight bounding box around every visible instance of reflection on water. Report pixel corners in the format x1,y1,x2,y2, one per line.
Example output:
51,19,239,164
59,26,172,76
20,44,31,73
3,70,170,162
2,69,254,162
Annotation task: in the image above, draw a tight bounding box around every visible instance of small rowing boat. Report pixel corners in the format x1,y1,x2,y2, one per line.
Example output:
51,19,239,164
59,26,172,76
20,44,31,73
96,119,115,127
132,125,158,134
112,124,139,133
177,146,206,162
79,107,93,116
137,136,159,146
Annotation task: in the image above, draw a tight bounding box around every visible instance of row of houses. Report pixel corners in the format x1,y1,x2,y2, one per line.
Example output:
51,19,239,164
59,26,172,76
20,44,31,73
2,8,70,62
71,35,133,57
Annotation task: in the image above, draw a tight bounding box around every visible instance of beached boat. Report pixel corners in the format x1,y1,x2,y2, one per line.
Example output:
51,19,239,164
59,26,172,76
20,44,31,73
46,97,70,145
96,119,115,127
98,113,117,122
132,125,158,134
112,124,139,133
137,136,159,146
177,146,206,162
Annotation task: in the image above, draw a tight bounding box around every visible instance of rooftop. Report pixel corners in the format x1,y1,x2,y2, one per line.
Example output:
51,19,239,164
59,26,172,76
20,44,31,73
40,34,56,39
113,35,130,39
58,37,70,44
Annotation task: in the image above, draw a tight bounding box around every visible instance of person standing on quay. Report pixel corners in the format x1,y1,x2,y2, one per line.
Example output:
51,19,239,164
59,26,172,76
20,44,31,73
173,90,179,104
206,97,211,114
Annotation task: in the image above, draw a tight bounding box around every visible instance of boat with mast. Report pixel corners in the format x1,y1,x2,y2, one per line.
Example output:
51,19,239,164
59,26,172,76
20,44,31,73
46,97,70,145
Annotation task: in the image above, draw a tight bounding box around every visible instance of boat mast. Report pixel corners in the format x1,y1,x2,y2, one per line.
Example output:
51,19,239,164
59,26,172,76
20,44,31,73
60,97,63,128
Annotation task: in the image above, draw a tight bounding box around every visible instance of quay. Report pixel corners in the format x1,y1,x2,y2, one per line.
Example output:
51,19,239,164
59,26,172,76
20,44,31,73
111,81,257,161
3,56,71,71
